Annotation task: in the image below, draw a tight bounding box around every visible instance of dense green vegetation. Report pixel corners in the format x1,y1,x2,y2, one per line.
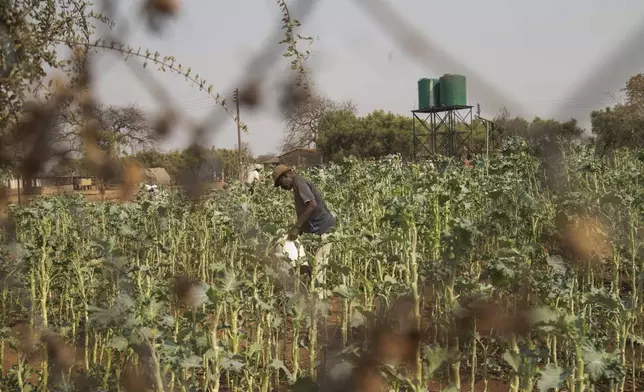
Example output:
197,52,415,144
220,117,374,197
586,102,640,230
1,141,643,392
2,2,644,392
283,74,644,163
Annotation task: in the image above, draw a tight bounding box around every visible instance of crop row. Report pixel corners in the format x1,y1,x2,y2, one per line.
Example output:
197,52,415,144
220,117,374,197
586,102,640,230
1,142,643,392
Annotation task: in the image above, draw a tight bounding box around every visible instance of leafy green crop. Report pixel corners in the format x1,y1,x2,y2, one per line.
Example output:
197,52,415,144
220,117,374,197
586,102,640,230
0,145,642,392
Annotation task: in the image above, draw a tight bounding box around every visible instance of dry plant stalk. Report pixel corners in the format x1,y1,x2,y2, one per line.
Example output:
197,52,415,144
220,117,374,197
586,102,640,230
8,322,43,363
152,110,177,138
120,158,144,200
173,275,202,308
563,215,613,262
238,80,262,108
280,76,311,115
121,364,153,392
372,325,419,367
350,361,385,392
145,0,180,16
41,332,76,375
455,298,532,338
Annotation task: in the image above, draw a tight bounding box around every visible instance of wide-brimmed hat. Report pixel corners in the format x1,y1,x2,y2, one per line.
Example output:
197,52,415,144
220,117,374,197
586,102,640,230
273,164,291,187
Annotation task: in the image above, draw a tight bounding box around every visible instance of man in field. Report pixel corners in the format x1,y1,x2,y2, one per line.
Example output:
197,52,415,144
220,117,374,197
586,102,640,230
464,153,473,169
246,164,262,185
273,164,335,240
274,164,334,300
246,164,262,194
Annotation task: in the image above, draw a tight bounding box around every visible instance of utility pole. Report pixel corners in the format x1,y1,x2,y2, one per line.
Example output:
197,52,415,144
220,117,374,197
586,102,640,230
235,88,242,182
476,103,481,117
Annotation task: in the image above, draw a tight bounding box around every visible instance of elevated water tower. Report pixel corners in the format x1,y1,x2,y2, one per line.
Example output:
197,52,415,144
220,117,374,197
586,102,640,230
412,74,474,160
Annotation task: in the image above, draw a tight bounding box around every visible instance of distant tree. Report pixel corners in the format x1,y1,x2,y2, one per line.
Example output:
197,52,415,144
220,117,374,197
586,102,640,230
591,74,644,154
177,145,219,183
591,106,643,155
316,109,414,161
48,157,92,177
215,143,254,181
494,107,529,137
256,153,277,163
0,0,96,134
0,0,104,185
0,0,231,187
280,94,356,153
130,143,254,184
130,149,166,170
494,108,583,155
527,117,584,153
130,149,184,179
58,103,157,156
624,73,644,110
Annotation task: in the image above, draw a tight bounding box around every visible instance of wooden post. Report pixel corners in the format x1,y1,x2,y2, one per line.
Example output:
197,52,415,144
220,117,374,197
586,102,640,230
235,88,243,182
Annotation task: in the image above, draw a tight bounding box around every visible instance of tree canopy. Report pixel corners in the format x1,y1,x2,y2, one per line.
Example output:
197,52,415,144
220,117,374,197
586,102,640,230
131,143,254,183
313,106,586,163
280,94,356,153
590,74,644,155
316,109,414,161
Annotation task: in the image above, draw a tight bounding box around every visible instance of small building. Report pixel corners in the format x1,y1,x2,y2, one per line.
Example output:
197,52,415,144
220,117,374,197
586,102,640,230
259,157,280,171
278,148,323,168
4,173,95,195
5,177,40,189
258,149,323,171
5,174,82,190
73,177,93,190
143,167,172,185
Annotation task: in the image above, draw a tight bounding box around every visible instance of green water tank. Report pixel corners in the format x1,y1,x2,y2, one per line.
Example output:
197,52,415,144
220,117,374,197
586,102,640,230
439,74,467,106
417,78,440,109
432,79,440,107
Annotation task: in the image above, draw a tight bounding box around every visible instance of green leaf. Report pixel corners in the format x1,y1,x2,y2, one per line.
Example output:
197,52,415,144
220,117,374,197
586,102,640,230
109,336,129,352
332,284,354,299
181,355,202,369
221,357,245,372
349,311,365,328
424,346,448,377
328,361,352,381
529,307,559,326
582,344,607,382
546,254,566,275
221,270,240,292
585,291,621,311
503,350,521,372
290,376,318,392
537,364,570,392
383,275,397,284
269,359,293,381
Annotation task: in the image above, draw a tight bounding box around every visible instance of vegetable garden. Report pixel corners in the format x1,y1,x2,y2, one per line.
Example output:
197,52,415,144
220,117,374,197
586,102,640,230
1,140,643,392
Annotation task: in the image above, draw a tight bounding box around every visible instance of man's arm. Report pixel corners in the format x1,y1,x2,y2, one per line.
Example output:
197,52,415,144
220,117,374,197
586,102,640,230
294,178,318,230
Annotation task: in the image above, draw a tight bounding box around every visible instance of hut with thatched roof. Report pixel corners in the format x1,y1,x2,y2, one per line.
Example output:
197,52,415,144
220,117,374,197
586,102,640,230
143,167,172,185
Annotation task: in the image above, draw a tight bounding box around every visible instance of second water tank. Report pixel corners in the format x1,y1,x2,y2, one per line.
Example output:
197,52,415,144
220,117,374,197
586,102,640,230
418,78,440,109
439,74,467,106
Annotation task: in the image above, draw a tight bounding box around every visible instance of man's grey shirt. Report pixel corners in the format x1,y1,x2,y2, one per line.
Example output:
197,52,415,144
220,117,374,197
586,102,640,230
293,174,335,234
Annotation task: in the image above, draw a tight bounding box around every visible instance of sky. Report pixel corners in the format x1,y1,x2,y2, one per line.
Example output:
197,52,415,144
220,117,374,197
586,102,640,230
93,0,644,156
